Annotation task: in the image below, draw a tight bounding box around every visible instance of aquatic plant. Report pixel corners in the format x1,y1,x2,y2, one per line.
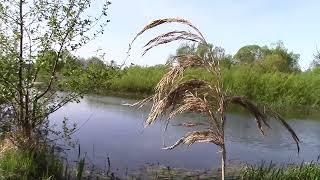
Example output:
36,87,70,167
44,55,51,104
129,18,300,180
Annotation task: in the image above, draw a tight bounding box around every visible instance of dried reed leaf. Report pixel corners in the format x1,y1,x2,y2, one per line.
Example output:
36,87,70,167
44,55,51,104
168,92,221,130
144,80,210,127
155,66,184,99
144,31,202,49
143,36,199,56
144,99,168,127
165,80,210,109
168,80,209,98
168,92,209,118
132,96,153,108
162,130,223,150
229,96,300,153
131,18,205,47
229,96,270,135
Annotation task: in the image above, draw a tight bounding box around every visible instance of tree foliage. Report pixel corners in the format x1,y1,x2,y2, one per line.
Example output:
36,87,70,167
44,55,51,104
171,43,233,69
310,50,320,70
0,0,110,147
234,45,267,64
234,42,300,73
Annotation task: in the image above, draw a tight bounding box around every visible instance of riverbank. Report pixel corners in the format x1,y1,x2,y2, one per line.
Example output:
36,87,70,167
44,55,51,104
136,162,320,180
2,144,320,180
76,91,320,119
75,160,320,179
47,64,320,112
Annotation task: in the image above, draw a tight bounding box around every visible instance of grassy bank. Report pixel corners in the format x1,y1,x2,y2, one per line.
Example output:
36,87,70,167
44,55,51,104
122,162,320,179
0,140,65,179
107,162,320,179
240,161,320,180
55,64,320,110
0,138,88,180
2,138,319,180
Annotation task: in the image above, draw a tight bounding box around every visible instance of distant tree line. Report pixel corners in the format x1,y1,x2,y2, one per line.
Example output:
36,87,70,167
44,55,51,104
172,41,301,73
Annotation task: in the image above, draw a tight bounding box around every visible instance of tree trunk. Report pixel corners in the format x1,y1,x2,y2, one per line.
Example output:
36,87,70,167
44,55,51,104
18,0,24,124
221,144,226,180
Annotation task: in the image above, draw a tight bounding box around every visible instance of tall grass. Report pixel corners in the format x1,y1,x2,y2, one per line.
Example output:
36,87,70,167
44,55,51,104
111,65,166,94
0,140,87,179
0,148,65,179
107,65,320,108
223,66,320,108
240,161,320,180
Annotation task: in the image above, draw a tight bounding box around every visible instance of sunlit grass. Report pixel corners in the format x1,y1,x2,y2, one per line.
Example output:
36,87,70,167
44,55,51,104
240,161,320,180
106,65,320,109
0,146,65,179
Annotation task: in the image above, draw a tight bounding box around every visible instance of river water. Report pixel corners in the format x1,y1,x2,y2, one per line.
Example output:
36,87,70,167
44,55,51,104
50,95,320,173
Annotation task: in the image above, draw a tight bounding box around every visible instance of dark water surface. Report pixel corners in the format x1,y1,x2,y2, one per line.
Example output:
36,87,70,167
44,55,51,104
50,95,320,173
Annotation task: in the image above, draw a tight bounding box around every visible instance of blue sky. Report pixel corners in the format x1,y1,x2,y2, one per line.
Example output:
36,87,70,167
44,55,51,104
77,0,320,70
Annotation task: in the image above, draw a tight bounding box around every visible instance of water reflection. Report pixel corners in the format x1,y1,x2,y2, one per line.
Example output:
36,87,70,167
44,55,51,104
50,95,320,173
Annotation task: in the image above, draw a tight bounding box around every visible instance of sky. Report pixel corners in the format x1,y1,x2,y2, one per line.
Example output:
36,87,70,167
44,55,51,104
77,0,320,70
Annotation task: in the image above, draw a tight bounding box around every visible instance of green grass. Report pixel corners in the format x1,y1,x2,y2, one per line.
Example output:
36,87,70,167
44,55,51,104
107,65,320,109
222,65,320,108
52,63,320,110
2,145,320,179
0,148,65,179
110,65,166,94
240,161,320,180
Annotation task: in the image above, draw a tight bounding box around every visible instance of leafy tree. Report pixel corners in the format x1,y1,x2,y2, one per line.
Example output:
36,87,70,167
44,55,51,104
0,0,110,147
176,43,197,55
310,50,320,70
234,45,267,64
86,56,106,67
171,43,233,68
268,41,300,72
258,55,298,73
235,42,300,72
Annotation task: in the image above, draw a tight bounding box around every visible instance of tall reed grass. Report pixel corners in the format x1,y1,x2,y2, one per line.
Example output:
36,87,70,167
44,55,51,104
107,65,320,108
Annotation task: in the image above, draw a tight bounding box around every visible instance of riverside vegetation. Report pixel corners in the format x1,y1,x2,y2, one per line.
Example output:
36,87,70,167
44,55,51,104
1,0,320,179
0,0,111,179
33,42,320,111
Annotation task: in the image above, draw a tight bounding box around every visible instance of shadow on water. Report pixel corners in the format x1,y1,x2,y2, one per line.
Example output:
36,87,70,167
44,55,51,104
49,94,320,176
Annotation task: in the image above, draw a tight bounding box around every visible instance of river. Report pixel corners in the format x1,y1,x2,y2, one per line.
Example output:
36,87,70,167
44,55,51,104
50,95,320,174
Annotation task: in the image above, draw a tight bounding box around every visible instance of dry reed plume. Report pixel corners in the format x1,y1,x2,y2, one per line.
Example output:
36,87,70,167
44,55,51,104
129,17,300,180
